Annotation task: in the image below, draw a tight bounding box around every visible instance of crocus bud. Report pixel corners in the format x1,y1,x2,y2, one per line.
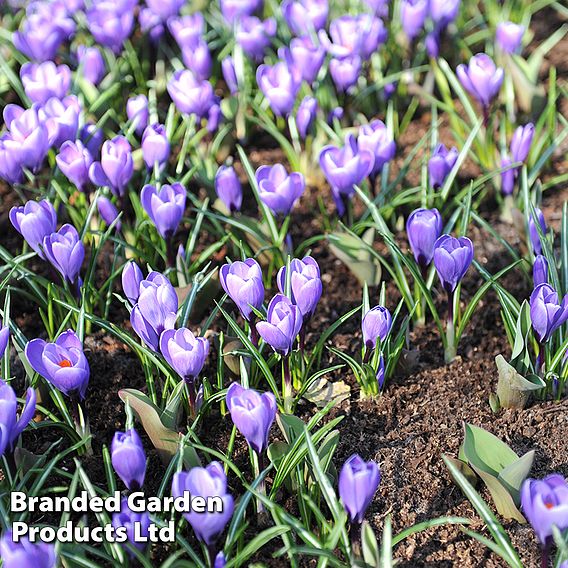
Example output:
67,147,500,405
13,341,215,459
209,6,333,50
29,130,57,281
256,62,300,117
160,328,209,382
255,164,305,215
167,70,215,120
528,208,546,255
9,200,57,259
25,330,90,400
220,0,261,24
329,55,361,92
533,255,548,287
358,120,396,176
86,0,135,54
359,15,387,57
406,208,443,269
215,165,242,212
521,474,568,544
429,0,460,30
425,32,440,58
145,0,184,20
277,256,322,320
171,462,234,545
500,154,515,196
0,326,9,359
142,123,170,169
288,36,325,85
433,235,474,293
112,499,151,554
168,13,205,48
141,183,186,239
111,429,146,490
0,381,36,456
126,94,149,136
376,354,385,390
20,62,71,104
43,224,85,285
226,383,277,454
236,16,276,61
362,306,392,349
510,123,534,164
222,57,238,94
80,123,104,158
122,261,144,305
219,259,264,321
400,0,427,40
282,0,328,35
181,37,212,81
256,294,303,356
77,45,105,86
56,140,93,192
97,197,121,232
0,135,23,184
38,95,81,148
338,454,380,523
496,22,524,55
296,96,318,139
214,552,226,568
456,54,503,109
428,143,458,189
0,532,56,568
89,135,134,197
530,283,568,343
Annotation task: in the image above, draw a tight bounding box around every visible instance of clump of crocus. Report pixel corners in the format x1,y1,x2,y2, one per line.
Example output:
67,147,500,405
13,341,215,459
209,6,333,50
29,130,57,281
0,531,56,568
215,165,242,213
428,144,458,190
141,182,186,243
89,135,134,197
433,235,474,362
9,200,57,259
256,164,305,216
406,208,443,277
112,498,151,556
111,429,146,491
43,224,85,293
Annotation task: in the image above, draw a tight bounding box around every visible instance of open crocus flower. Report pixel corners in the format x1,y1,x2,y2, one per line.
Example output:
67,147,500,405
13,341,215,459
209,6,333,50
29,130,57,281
0,381,36,457
141,183,186,239
287,36,325,85
43,224,85,286
220,259,264,322
167,69,215,120
277,256,322,320
236,16,276,61
56,140,93,192
111,429,146,490
0,532,56,568
433,235,474,294
329,55,361,92
25,330,90,400
181,37,212,81
89,136,134,197
358,120,396,177
429,0,460,31
255,164,305,215
530,283,568,344
406,208,443,271
256,61,300,117
168,13,205,48
256,294,303,356
456,53,503,110
38,95,80,148
20,62,71,104
9,199,57,259
282,0,328,35
220,0,261,24
159,328,209,383
86,0,136,54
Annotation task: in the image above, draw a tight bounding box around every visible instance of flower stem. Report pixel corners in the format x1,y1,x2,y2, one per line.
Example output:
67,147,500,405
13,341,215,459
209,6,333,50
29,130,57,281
282,355,292,413
444,291,456,363
249,317,259,348
254,450,266,515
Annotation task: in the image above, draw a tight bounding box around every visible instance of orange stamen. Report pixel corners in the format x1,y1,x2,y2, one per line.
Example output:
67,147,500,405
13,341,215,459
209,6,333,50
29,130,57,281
58,359,72,368
544,502,554,510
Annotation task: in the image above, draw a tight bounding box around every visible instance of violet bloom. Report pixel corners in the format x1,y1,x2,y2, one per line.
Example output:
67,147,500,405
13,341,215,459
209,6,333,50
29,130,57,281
257,62,300,117
222,57,239,95
428,143,458,189
9,200,57,259
433,235,474,293
358,120,396,177
77,46,105,86
288,36,325,85
330,55,361,93
226,383,277,454
406,208,443,271
530,283,568,343
111,429,146,490
236,17,276,61
142,124,170,169
400,0,428,40
160,328,209,383
89,136,134,197
511,123,534,163
338,454,380,524
533,255,548,287
521,474,568,544
43,224,85,285
0,532,56,568
167,70,215,120
0,326,8,359
56,140,93,192
168,13,205,48
97,196,121,231
496,22,524,55
429,0,460,31
0,381,36,457
376,354,385,389
319,15,386,59
145,0,184,20
500,154,515,196
80,123,104,158
0,135,23,184
121,261,144,305
20,62,71,105
456,54,503,110
215,165,242,212
296,96,318,139
220,0,262,24
86,0,135,54
256,164,305,216
528,208,546,255
365,0,389,16
277,256,322,320
181,38,212,81
282,0,328,35
256,294,303,356
425,32,440,58
25,330,90,399
362,306,392,349
126,94,149,137
171,462,234,545
141,183,186,239
358,15,388,58
319,134,374,215
38,95,81,148
219,259,264,321
112,499,151,554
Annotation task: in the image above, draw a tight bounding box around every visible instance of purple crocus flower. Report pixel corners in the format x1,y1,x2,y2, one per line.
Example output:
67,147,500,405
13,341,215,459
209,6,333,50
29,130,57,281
288,36,325,85
364,0,389,16
433,235,474,293
429,0,460,30
111,429,146,490
0,326,9,359
0,532,56,568
255,164,305,215
167,70,215,120
43,224,85,285
20,62,71,104
496,22,524,55
521,474,568,544
97,197,121,231
9,200,57,259
0,135,23,184
0,381,36,457
25,330,90,399
145,0,184,20
122,261,144,305
168,13,205,48
86,0,135,54
80,123,104,158
406,208,443,270
112,499,151,554
277,256,322,320
220,0,262,24
329,55,361,92
77,46,106,86
530,283,568,343
219,259,264,321
171,462,234,545
500,154,515,196
141,183,186,239
226,383,277,454
319,15,386,59
528,208,546,255
215,165,242,212
511,123,534,163
142,124,170,169
222,57,239,95
89,136,134,197
319,134,374,215
256,62,300,117
358,15,388,58
181,38,212,81
141,10,166,42
38,95,81,148
56,140,93,192
236,16,276,61
296,96,318,139
376,354,385,389
358,120,396,177
159,328,209,382
126,95,149,137
400,0,428,40
338,454,380,523
533,255,548,287
362,306,392,349
456,54,503,109
428,143,458,189
256,294,303,356
282,0,328,35
425,31,440,58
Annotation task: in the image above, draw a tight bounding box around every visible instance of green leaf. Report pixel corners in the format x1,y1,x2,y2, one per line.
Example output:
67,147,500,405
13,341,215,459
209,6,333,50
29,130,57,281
361,521,380,567
495,354,545,410
462,423,518,476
